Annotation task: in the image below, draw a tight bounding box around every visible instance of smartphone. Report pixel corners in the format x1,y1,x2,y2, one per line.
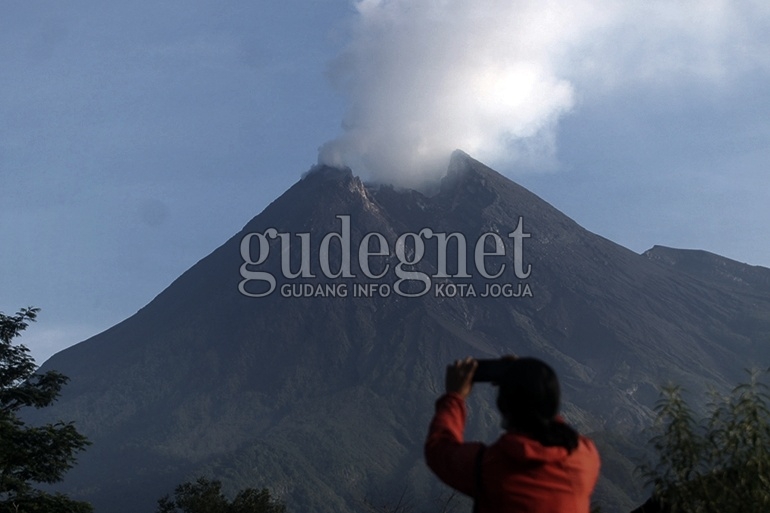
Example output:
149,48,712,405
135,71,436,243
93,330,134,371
472,359,515,382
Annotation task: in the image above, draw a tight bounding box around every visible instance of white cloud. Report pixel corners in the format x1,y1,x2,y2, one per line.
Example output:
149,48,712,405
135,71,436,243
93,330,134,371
319,0,770,186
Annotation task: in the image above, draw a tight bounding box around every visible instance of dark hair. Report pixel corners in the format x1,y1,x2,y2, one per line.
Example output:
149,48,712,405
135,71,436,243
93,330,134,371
496,358,579,452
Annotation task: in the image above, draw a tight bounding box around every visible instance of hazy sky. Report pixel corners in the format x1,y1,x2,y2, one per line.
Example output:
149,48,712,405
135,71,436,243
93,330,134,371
2,1,770,364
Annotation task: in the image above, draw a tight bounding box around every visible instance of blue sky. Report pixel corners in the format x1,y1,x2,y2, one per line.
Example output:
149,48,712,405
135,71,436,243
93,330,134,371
2,1,769,363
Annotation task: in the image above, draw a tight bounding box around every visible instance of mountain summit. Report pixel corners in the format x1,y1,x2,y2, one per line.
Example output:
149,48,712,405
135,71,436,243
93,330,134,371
30,152,770,512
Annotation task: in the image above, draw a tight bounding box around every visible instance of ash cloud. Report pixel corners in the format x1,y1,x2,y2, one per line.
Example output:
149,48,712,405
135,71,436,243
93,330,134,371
319,0,770,187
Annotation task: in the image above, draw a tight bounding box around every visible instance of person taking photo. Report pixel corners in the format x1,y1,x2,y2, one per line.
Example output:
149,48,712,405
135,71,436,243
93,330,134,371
425,356,600,512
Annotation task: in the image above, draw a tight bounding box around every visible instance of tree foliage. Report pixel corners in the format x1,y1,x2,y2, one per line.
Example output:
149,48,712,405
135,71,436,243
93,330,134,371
157,477,286,513
639,371,770,512
0,307,92,512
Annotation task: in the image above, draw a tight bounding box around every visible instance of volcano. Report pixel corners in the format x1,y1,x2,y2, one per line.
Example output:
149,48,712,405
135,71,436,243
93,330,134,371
29,151,770,512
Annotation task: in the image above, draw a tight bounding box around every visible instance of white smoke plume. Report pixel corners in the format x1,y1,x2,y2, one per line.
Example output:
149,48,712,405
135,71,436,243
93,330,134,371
319,0,770,187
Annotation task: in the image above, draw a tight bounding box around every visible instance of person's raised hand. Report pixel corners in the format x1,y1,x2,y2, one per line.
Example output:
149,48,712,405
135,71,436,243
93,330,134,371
445,357,477,399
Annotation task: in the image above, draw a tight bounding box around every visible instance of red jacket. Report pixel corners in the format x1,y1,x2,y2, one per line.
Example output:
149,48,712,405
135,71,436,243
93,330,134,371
425,393,600,513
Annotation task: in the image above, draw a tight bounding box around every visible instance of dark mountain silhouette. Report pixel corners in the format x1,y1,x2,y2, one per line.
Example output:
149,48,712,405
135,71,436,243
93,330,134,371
28,151,770,512
643,245,770,295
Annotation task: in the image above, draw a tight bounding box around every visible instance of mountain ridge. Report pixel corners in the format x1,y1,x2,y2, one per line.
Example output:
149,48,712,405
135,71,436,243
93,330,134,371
644,245,770,294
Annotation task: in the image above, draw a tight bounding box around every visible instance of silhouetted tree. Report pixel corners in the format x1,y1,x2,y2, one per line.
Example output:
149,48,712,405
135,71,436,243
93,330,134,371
0,307,92,512
157,477,286,513
638,371,770,513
